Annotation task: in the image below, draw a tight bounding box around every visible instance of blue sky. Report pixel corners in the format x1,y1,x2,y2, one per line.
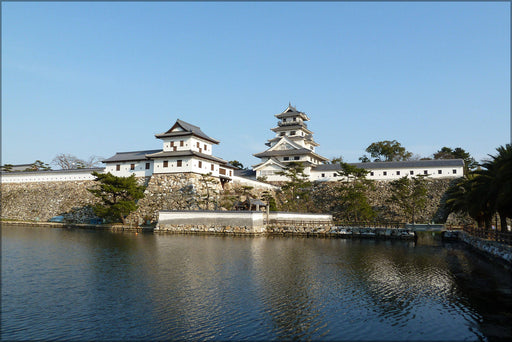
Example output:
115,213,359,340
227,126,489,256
2,1,510,168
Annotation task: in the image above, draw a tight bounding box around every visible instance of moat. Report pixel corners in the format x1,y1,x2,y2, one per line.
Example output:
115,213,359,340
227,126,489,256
2,225,511,341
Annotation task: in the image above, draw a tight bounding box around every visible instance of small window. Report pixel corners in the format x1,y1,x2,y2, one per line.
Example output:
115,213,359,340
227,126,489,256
177,160,182,167
170,141,174,147
173,146,177,151
283,118,287,122
294,156,300,160
333,173,337,177
453,169,457,174
438,170,442,174
290,131,296,136
383,171,387,176
293,117,296,121
197,142,200,148
284,157,289,161
116,165,120,171
410,170,414,175
163,160,168,167
321,173,325,177
180,140,184,147
396,171,400,176
130,164,135,170
145,163,150,170
204,144,207,150
198,161,202,168
280,132,285,136
211,164,214,171
424,170,428,175
370,172,374,176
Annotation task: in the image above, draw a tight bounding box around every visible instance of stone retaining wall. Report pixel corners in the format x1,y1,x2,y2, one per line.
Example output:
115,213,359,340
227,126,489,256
444,230,512,265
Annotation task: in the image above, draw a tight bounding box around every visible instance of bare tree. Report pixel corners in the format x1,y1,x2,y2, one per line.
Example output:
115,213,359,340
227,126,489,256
51,154,104,169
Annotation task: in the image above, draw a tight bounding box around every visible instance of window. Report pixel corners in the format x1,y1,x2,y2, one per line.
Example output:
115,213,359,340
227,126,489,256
396,171,400,176
280,132,285,136
198,161,202,168
293,117,296,121
211,164,214,171
294,156,300,160
383,171,387,176
410,170,414,175
163,160,168,167
204,144,207,150
180,140,184,147
173,146,177,151
197,142,200,148
453,169,457,174
170,141,174,147
321,173,325,177
130,164,135,170
290,131,296,136
230,170,232,176
177,160,182,167
284,157,289,161
116,164,120,171
145,163,150,170
424,170,428,175
438,170,442,174
333,173,337,177
370,172,374,176
283,118,286,122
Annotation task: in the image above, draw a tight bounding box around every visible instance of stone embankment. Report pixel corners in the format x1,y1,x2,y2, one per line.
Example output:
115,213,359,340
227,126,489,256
444,230,512,266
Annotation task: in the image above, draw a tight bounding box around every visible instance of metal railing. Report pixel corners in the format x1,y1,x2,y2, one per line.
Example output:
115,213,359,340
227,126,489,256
333,221,406,229
463,226,512,245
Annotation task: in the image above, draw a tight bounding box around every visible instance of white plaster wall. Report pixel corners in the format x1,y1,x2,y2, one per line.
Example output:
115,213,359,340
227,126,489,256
162,136,213,155
311,165,464,182
157,211,265,232
268,212,333,223
104,161,153,177
0,169,103,183
231,176,278,190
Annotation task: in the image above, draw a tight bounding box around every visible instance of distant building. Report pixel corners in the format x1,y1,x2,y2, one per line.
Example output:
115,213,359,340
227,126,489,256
253,104,464,182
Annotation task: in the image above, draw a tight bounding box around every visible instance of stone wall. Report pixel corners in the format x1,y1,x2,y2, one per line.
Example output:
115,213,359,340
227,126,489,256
311,178,456,223
0,174,463,226
0,181,99,222
446,230,512,265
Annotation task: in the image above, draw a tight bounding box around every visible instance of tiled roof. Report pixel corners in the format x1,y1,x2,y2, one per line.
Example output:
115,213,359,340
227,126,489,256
234,169,256,178
271,125,313,134
102,150,161,163
155,119,220,144
1,167,105,175
253,149,329,161
313,159,465,171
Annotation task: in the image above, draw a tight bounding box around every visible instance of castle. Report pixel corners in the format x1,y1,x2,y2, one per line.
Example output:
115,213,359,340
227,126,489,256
1,105,464,184
252,104,464,182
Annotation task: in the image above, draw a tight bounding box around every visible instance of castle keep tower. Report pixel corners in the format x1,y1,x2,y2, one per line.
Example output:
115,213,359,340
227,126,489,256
252,104,328,181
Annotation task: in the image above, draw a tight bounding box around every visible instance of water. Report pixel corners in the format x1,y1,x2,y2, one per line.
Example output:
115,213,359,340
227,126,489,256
2,226,511,341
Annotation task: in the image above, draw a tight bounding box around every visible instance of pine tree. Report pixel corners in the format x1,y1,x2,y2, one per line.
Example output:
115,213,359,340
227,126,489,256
88,172,146,224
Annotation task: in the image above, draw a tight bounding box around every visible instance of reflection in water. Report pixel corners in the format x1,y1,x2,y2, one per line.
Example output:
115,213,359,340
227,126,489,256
2,226,511,341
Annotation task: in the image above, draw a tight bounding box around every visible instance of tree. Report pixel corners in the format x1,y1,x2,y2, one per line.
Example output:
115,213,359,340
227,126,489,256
331,162,375,222
388,176,428,223
276,162,312,212
329,156,344,164
1,164,14,172
434,147,476,174
360,140,412,162
228,160,244,169
88,172,146,224
443,145,512,231
24,160,51,171
261,190,278,211
52,154,103,169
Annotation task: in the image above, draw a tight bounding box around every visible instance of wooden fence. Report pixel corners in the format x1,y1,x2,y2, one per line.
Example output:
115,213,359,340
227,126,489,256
463,226,512,245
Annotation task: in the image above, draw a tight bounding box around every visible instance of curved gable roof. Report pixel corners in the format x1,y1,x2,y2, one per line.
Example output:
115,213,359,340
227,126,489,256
155,119,220,144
